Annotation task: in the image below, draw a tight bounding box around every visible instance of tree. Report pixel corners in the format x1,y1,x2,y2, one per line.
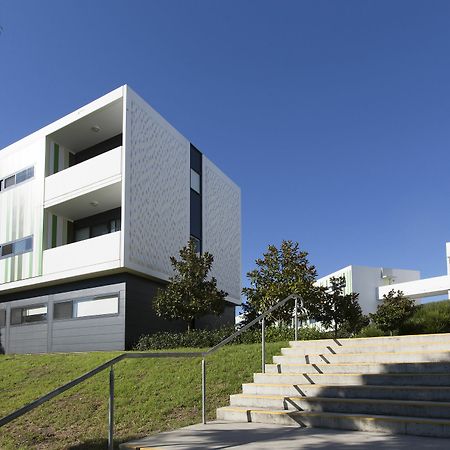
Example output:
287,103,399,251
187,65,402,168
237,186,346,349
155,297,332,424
317,276,367,338
371,289,416,335
242,240,322,325
153,239,227,331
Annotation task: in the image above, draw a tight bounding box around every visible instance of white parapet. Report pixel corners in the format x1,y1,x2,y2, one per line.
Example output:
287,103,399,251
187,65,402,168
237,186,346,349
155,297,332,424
378,275,450,300
43,231,121,277
44,146,122,208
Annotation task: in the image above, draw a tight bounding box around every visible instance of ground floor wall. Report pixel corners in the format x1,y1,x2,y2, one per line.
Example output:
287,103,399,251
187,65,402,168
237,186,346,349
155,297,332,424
0,273,237,354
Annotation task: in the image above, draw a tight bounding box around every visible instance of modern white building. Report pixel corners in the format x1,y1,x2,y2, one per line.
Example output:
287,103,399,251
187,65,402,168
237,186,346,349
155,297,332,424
317,265,420,315
378,243,450,301
0,86,241,354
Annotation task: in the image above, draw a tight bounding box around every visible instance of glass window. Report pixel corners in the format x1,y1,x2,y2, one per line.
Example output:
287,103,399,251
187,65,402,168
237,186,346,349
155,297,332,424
4,175,15,189
110,218,121,233
23,305,47,324
75,227,90,242
74,296,119,318
11,306,48,325
10,308,22,325
0,309,6,327
16,167,34,184
13,237,33,255
1,244,13,257
190,169,201,194
91,223,109,238
190,235,201,253
54,301,73,320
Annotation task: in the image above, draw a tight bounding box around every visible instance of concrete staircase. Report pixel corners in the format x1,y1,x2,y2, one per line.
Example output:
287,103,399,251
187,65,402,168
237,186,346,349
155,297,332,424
217,333,450,437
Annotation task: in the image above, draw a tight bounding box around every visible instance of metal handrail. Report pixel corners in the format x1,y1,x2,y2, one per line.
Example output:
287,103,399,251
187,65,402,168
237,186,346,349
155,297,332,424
0,293,303,449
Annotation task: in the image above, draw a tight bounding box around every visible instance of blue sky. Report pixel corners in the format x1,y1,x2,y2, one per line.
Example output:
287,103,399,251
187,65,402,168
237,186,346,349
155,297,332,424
1,0,450,288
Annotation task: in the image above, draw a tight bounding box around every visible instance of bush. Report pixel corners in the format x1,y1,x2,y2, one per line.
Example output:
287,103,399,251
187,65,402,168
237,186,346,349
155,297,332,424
134,325,329,350
355,324,386,338
400,300,450,335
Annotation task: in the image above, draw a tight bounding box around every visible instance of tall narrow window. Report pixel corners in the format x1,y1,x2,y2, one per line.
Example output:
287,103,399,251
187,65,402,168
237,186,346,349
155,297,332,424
0,310,6,327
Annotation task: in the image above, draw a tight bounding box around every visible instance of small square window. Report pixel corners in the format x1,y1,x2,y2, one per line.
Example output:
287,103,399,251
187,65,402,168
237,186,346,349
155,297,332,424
4,175,15,189
1,244,13,257
54,301,73,320
190,169,201,194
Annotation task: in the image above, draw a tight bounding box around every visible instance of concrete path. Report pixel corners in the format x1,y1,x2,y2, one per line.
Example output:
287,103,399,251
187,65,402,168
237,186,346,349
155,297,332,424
121,421,450,449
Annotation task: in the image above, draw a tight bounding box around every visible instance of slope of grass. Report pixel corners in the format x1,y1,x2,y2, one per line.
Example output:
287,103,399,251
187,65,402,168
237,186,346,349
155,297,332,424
0,342,287,449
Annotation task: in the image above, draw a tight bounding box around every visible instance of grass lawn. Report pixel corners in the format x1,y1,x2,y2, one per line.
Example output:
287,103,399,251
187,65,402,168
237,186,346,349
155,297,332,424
0,342,286,449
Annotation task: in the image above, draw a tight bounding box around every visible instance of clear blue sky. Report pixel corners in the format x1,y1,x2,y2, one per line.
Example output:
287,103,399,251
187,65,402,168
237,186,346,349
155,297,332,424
1,1,450,289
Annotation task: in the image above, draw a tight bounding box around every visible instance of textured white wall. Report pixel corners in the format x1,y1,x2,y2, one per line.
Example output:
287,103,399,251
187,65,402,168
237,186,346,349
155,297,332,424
203,157,241,303
124,88,190,280
0,137,46,285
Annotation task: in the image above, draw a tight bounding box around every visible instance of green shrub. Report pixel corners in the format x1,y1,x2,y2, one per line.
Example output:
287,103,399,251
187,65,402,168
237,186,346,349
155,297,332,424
355,324,386,338
400,300,450,335
134,325,329,350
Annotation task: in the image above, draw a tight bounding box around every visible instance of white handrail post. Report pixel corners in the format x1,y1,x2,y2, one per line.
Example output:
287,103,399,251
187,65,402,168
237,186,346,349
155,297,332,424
108,366,114,450
202,358,206,424
261,317,266,373
294,297,298,341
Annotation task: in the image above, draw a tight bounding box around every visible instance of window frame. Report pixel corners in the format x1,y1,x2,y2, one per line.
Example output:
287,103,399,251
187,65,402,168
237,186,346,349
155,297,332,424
53,294,120,322
0,236,34,260
0,166,35,193
10,304,48,326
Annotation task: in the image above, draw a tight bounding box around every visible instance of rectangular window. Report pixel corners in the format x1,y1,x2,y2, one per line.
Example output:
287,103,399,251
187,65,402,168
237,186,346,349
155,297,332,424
91,223,109,238
16,167,34,184
74,296,119,318
1,244,13,257
75,227,90,242
190,235,201,253
0,236,33,260
54,301,73,320
11,305,47,325
190,169,201,194
0,309,6,327
4,175,15,189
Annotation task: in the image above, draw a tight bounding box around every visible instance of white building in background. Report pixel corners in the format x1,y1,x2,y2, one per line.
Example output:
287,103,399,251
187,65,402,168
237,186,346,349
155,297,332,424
378,243,450,302
317,265,420,315
0,85,241,354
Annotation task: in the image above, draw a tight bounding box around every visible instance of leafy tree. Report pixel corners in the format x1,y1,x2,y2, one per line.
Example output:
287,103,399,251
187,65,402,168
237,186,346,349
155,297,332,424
242,240,322,325
371,289,416,335
154,239,227,331
317,276,367,337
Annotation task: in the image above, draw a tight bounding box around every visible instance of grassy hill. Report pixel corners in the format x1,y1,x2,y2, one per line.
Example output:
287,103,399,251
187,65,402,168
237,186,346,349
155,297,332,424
0,342,286,450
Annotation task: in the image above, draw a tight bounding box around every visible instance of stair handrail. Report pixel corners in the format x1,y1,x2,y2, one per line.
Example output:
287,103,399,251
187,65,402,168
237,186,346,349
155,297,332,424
200,293,304,424
0,293,304,449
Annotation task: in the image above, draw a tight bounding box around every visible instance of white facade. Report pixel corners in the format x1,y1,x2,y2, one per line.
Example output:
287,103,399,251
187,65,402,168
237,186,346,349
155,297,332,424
0,86,241,353
317,265,421,315
378,243,450,301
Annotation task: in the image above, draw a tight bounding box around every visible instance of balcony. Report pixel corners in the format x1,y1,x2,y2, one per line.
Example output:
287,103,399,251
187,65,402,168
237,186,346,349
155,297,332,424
44,146,122,213
43,231,121,277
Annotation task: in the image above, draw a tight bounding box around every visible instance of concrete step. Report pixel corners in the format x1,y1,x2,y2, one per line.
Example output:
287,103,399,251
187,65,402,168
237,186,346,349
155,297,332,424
281,341,450,356
289,332,450,348
265,362,450,374
229,394,450,419
254,372,450,386
242,383,450,401
273,350,450,364
216,407,450,438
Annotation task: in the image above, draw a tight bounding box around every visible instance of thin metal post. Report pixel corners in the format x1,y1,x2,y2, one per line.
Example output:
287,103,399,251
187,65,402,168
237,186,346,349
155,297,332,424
202,358,206,424
294,297,298,341
108,366,114,450
261,318,266,373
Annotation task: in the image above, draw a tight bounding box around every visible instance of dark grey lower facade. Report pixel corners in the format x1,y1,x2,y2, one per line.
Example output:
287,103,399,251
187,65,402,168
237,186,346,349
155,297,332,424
0,273,236,354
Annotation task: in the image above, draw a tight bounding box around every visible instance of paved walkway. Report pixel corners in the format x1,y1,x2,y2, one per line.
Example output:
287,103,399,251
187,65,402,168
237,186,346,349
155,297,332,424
121,421,449,449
